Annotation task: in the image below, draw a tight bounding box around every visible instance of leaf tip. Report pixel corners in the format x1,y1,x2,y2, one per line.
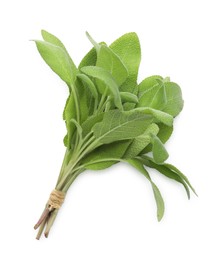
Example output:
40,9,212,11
157,215,163,222
157,209,164,221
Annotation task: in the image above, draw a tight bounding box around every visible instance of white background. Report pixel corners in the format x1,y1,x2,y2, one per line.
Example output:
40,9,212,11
0,0,220,259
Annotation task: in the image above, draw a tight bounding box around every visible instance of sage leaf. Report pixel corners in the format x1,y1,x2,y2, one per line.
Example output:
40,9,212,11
63,93,76,148
75,79,91,123
34,40,75,85
164,163,197,195
41,30,78,79
78,47,97,69
138,75,163,94
83,159,118,171
96,45,128,86
140,124,173,154
92,110,153,144
150,134,169,164
138,81,167,110
157,124,173,143
120,92,138,104
86,32,101,53
110,32,141,92
140,155,195,198
162,82,184,117
126,158,165,221
124,123,159,158
138,79,183,117
81,113,104,137
82,140,131,170
77,73,98,100
132,107,173,126
81,66,123,110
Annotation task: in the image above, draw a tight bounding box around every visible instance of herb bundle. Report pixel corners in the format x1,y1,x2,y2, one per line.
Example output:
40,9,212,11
33,30,196,239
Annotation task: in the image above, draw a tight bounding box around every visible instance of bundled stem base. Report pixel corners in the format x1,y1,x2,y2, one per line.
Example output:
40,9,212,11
34,189,65,239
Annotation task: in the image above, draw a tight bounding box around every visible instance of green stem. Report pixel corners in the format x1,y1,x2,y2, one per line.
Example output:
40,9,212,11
56,136,97,191
70,83,80,123
56,157,79,190
36,216,48,240
78,135,95,156
44,210,58,238
93,98,98,114
56,149,70,185
69,82,81,153
97,88,108,113
83,131,93,144
62,169,84,192
105,98,111,112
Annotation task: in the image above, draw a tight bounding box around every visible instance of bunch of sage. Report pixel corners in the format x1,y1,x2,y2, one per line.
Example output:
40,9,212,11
33,30,196,239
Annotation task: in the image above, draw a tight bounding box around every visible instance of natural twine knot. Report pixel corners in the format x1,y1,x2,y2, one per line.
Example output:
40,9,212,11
47,189,66,209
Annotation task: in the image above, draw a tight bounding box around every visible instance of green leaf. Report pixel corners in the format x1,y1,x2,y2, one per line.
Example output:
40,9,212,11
34,40,75,85
62,80,90,147
132,107,173,126
124,123,159,158
150,134,169,164
63,134,68,147
83,160,117,170
120,92,138,104
41,30,78,79
157,124,173,143
140,156,195,198
164,163,197,196
80,66,123,110
151,182,165,221
150,162,190,199
81,113,104,137
82,140,131,170
138,81,167,110
78,47,97,69
75,79,91,123
92,110,153,144
63,92,76,148
139,124,173,154
77,73,98,100
110,32,141,92
138,79,183,117
126,158,165,221
41,30,66,48
70,118,82,136
138,75,163,94
96,45,128,86
86,32,101,53
162,82,184,117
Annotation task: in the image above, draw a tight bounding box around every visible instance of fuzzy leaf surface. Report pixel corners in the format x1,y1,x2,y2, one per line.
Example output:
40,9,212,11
34,40,76,85
162,82,184,117
138,75,163,94
41,30,78,79
82,141,131,170
92,110,153,144
151,134,169,164
131,107,173,126
124,123,159,158
96,45,128,86
110,32,141,92
78,47,97,69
